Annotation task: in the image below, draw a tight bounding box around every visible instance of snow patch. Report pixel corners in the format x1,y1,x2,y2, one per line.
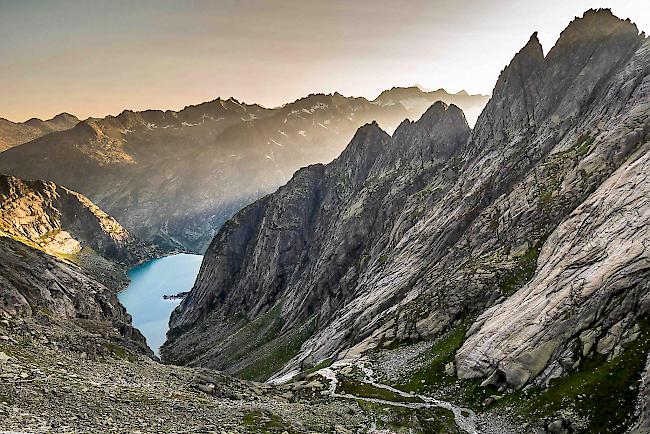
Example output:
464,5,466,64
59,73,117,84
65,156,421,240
300,103,329,115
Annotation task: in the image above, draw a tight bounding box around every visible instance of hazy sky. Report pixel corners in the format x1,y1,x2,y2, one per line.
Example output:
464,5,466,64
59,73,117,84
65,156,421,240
1,0,648,122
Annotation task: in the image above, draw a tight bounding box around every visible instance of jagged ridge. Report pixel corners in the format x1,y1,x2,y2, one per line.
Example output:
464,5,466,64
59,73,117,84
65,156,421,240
0,89,487,252
165,16,650,432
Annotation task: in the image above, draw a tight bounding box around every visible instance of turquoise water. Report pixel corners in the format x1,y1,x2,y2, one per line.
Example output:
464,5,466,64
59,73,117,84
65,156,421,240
118,254,203,356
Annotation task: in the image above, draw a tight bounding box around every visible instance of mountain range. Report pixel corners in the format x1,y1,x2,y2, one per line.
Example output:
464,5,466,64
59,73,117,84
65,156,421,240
0,88,488,252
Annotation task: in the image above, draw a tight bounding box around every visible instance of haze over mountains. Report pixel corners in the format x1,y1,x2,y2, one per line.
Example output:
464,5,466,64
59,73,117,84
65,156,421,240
0,87,487,252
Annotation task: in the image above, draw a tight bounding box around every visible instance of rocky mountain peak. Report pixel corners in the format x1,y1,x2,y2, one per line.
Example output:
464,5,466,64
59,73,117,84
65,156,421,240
555,9,639,47
22,118,46,127
51,112,78,121
384,101,469,170
493,31,544,96
332,121,391,185
418,101,466,127
350,120,386,139
545,9,642,73
5,113,77,132
467,32,545,147
0,112,81,152
339,121,390,155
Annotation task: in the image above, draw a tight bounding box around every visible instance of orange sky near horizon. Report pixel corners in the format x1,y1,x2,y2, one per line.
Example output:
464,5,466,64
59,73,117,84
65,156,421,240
1,0,649,122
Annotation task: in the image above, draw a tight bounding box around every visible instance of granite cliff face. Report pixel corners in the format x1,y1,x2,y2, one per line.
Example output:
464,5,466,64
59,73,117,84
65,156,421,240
164,10,650,430
0,90,487,253
455,142,650,388
0,113,79,152
164,102,470,378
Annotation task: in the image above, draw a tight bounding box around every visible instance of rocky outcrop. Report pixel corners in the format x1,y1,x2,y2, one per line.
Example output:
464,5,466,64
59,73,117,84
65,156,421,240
0,177,160,358
0,174,155,266
164,9,650,402
0,91,487,252
0,236,151,356
0,113,79,152
455,143,650,388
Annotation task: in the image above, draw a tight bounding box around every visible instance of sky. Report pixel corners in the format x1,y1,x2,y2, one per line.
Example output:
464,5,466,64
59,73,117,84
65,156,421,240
1,0,648,122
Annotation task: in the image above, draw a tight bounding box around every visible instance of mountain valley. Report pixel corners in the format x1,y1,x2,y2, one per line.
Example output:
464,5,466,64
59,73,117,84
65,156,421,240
0,7,649,434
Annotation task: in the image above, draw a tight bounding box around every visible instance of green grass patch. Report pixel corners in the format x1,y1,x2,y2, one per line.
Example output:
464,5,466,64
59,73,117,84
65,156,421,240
357,401,461,433
539,190,554,208
537,133,595,211
338,379,423,403
218,303,285,367
236,316,316,381
242,409,289,432
574,134,595,157
556,134,595,160
302,357,333,375
395,319,471,394
496,241,543,296
490,317,650,433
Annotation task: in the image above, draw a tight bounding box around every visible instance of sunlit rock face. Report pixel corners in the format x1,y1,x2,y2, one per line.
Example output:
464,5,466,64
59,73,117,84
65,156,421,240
0,174,153,265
